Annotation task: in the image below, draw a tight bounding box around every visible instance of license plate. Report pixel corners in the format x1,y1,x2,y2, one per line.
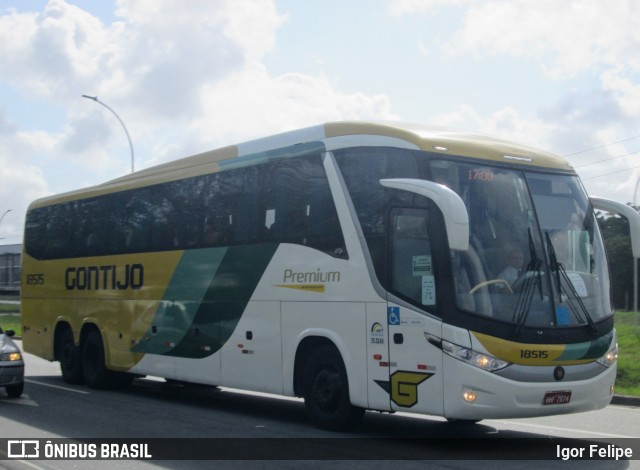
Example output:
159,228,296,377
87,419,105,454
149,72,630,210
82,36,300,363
543,390,572,405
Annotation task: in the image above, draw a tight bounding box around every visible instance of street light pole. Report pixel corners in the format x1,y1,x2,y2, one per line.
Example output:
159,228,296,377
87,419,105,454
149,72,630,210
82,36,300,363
82,95,135,173
0,209,11,241
635,179,640,333
0,209,11,227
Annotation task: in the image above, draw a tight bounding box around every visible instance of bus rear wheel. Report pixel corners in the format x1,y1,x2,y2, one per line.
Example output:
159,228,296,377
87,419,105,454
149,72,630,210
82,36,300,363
58,327,83,385
81,329,110,389
302,345,364,431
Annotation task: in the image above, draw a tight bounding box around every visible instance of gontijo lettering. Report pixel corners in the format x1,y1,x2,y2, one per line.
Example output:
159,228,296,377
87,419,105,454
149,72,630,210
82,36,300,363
65,264,144,290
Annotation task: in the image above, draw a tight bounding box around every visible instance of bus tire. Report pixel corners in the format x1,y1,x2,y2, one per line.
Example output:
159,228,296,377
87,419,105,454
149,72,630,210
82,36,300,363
58,326,83,385
81,329,110,389
111,371,135,388
302,345,364,431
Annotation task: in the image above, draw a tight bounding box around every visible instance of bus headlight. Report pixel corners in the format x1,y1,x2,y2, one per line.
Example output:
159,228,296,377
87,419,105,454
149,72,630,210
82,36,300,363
597,342,617,368
442,340,510,372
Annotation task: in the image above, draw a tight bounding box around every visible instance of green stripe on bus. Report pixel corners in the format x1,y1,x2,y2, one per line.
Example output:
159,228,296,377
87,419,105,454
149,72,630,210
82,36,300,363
132,243,279,358
556,331,612,361
168,243,279,358
131,247,228,356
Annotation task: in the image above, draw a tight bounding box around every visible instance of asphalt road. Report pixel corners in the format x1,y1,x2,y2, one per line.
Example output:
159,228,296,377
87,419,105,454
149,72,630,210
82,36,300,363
1,342,639,469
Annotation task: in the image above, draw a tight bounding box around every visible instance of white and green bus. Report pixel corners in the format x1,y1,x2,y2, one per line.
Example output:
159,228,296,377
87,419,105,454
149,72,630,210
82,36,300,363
21,121,640,430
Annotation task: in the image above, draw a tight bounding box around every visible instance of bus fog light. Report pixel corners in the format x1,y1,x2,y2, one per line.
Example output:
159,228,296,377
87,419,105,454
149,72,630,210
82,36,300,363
463,390,477,402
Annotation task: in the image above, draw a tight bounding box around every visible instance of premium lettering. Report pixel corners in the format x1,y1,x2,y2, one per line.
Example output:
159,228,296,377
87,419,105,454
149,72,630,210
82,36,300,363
283,268,340,283
65,264,144,290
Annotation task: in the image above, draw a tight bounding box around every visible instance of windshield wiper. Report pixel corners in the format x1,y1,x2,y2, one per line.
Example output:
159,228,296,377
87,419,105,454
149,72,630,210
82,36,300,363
513,229,543,336
545,232,598,335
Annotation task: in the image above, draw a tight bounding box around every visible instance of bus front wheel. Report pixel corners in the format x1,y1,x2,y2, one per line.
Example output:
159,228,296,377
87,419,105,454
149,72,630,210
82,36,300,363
302,345,364,431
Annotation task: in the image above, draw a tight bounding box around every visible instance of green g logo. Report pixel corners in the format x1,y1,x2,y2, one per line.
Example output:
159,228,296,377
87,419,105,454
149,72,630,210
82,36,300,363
376,371,432,407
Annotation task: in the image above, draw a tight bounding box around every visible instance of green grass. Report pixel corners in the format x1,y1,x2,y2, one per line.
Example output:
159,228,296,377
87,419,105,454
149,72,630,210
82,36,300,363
614,311,640,397
0,304,20,314
0,313,22,336
0,297,21,335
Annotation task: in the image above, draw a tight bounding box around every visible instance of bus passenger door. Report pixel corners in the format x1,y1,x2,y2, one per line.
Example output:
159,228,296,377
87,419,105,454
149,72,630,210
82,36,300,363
385,207,444,416
366,301,392,411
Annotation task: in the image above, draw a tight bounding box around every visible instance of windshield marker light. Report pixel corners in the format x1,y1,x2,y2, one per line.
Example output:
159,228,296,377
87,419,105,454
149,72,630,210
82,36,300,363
433,146,449,152
503,155,533,162
442,339,510,372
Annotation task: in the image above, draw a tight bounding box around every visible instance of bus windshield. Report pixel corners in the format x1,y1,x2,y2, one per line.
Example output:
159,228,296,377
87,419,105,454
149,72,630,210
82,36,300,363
432,160,611,329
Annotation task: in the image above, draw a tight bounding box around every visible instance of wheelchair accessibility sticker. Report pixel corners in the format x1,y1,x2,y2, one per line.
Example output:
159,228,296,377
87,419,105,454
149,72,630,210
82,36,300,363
388,307,400,325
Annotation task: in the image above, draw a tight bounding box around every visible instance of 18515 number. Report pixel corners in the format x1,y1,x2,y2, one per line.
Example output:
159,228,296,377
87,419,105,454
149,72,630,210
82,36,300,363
25,273,45,285
520,349,549,359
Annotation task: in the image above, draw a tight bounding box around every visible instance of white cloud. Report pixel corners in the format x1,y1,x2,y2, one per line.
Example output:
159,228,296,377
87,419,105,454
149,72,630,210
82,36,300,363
391,0,640,77
0,0,399,238
0,124,52,242
0,0,114,99
432,104,556,150
601,68,640,117
0,0,395,157
389,0,472,16
389,0,640,205
191,62,397,148
0,0,285,122
451,1,639,79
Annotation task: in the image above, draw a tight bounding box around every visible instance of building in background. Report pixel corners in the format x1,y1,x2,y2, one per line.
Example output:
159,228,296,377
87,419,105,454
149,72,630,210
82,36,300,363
0,244,21,294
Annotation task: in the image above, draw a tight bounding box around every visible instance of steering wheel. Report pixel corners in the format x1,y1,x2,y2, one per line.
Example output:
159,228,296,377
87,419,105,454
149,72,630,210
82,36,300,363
469,279,513,295
510,271,544,293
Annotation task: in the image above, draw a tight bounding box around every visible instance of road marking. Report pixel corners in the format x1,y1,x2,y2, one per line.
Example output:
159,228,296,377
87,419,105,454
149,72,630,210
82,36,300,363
0,395,39,406
2,456,46,470
0,448,47,470
485,419,637,439
220,387,302,402
26,379,90,395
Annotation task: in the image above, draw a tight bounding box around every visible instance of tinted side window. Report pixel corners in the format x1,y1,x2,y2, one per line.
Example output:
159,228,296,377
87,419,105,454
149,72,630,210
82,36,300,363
389,207,438,310
334,147,430,286
262,155,347,257
25,153,347,260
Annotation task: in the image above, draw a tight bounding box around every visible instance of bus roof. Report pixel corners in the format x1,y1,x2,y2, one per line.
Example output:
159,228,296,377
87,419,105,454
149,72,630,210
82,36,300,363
30,121,573,207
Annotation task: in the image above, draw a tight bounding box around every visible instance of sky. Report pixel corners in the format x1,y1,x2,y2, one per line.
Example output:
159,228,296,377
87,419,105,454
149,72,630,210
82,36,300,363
1,0,640,245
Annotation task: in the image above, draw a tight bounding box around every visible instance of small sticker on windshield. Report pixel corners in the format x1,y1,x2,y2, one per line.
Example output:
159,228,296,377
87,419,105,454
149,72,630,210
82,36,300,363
566,272,588,297
556,306,570,325
413,255,432,276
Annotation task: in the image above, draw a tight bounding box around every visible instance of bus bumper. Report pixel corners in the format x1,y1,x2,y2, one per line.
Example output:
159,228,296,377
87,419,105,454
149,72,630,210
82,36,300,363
442,355,616,420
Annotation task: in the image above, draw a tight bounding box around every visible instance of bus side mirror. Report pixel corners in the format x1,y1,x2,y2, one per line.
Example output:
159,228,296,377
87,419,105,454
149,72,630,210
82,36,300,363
590,197,640,258
380,178,469,251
